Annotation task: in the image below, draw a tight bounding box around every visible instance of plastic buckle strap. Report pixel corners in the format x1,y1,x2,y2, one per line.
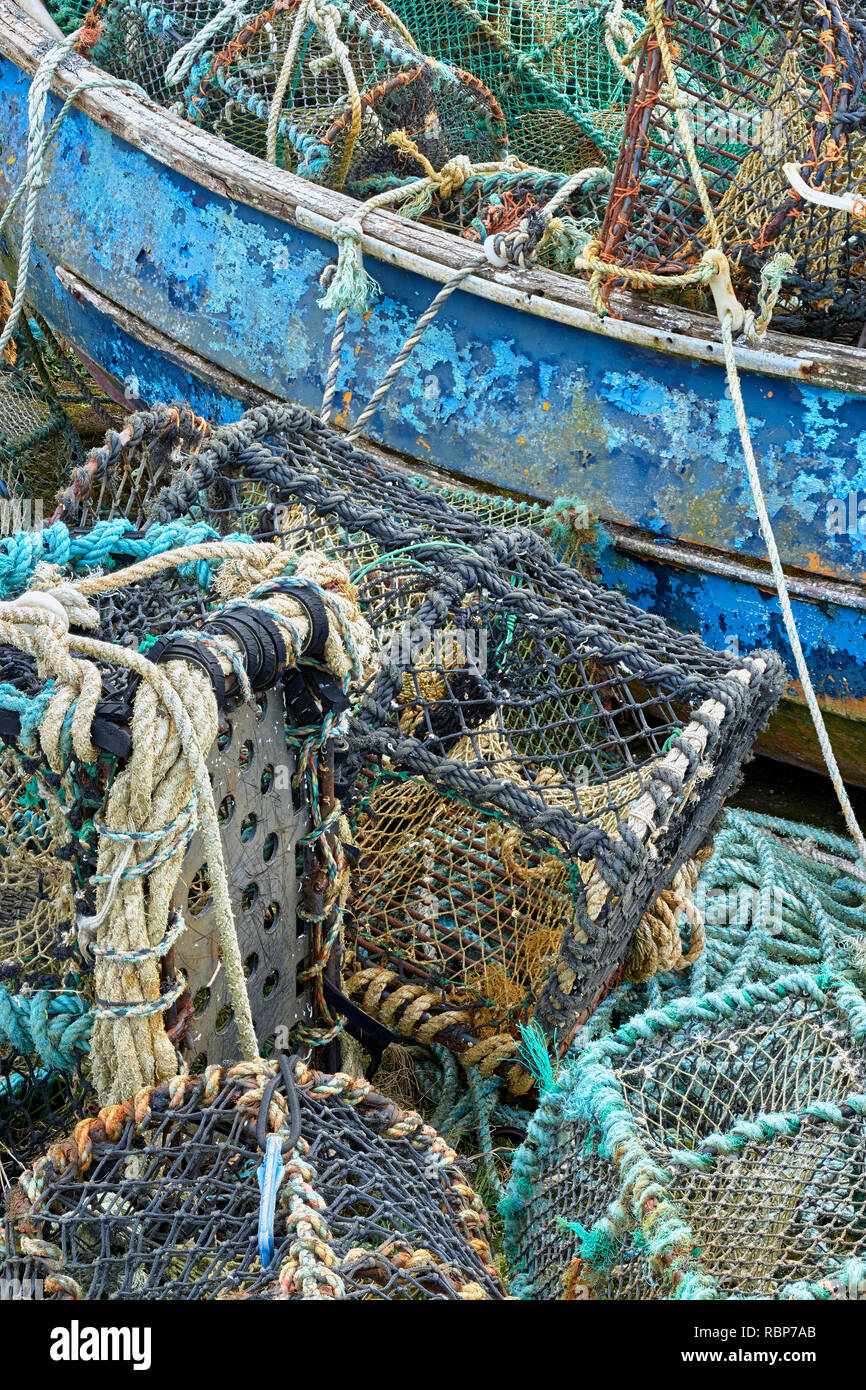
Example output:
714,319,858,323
266,581,329,658
255,1052,303,1270
146,634,227,712
256,1133,285,1271
205,614,261,688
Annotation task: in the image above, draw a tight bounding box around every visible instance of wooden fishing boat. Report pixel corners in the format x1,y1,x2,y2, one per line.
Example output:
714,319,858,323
0,0,864,782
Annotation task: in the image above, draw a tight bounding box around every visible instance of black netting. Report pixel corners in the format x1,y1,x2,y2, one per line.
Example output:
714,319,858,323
52,402,786,1090
2,1057,506,1299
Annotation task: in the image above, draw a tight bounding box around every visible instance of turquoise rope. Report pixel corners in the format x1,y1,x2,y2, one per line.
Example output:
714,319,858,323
576,807,866,1046
503,971,866,1300
0,517,224,598
0,988,91,1073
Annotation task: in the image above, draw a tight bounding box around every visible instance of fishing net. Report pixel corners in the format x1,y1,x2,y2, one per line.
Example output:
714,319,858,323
2,1055,506,1299
76,0,508,192
54,401,786,1095
0,994,93,1180
388,0,640,171
578,807,866,1041
504,971,866,1299
592,0,866,341
0,367,81,504
0,303,121,504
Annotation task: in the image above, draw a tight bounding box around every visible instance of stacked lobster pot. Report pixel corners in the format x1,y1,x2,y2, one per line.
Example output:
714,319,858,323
60,401,785,1098
0,404,372,1172
72,0,509,194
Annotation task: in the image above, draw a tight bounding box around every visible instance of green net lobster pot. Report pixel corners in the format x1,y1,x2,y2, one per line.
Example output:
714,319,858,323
76,0,508,193
388,0,639,172
593,0,866,341
2,1055,506,1299
61,400,785,1096
504,972,866,1299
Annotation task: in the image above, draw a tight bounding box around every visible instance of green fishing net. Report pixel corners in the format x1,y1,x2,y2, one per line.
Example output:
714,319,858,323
386,0,640,170
0,312,117,505
72,0,508,192
504,971,866,1299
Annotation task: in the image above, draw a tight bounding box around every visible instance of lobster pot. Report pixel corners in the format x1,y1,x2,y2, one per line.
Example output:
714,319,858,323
0,1026,93,1176
0,366,81,502
595,0,866,340
79,0,508,192
503,973,866,1299
343,579,783,1092
56,402,785,1091
2,1058,506,1299
390,0,638,171
79,0,263,109
0,498,367,1137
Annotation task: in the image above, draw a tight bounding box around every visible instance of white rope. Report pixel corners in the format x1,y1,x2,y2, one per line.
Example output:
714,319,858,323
266,0,317,165
0,32,144,358
163,0,252,89
264,0,361,186
719,314,866,870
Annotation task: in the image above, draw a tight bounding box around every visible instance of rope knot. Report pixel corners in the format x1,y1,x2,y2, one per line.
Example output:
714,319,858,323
436,154,473,200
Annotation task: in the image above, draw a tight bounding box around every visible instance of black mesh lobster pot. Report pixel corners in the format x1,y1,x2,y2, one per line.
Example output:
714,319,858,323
2,1055,506,1299
56,401,787,1096
0,413,373,1168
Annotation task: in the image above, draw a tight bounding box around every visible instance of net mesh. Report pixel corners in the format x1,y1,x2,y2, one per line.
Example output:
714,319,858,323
387,0,640,171
2,1056,506,1299
78,0,508,192
53,401,786,1092
595,0,866,340
0,310,122,505
504,973,866,1299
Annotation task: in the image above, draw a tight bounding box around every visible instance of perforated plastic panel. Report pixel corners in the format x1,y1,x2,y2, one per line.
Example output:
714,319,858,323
173,687,311,1064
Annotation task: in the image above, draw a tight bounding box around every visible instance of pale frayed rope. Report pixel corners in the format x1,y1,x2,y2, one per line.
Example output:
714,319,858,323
0,31,145,358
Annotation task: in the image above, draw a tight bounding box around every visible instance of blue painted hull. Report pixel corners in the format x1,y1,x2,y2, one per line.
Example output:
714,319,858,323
0,42,863,777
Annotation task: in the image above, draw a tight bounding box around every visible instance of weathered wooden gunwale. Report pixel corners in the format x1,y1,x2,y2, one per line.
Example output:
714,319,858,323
3,3,866,398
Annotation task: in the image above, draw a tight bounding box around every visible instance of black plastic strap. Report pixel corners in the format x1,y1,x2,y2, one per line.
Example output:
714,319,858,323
283,669,323,727
0,700,133,759
304,666,351,715
204,614,259,689
147,635,227,712
322,975,397,1076
266,581,329,658
256,1051,303,1154
208,607,287,691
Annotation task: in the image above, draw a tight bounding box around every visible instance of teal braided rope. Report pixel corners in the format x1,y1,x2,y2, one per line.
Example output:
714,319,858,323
0,517,222,598
0,987,91,1072
0,683,54,750
576,808,866,1045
